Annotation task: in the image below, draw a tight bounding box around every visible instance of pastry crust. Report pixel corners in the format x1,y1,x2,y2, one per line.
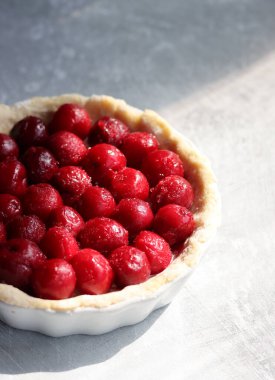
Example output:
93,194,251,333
0,95,220,311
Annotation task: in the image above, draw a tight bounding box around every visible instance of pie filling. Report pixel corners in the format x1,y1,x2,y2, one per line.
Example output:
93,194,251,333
0,95,219,309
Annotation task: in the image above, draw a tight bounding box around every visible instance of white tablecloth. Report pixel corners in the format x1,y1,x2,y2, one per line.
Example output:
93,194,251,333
0,53,275,380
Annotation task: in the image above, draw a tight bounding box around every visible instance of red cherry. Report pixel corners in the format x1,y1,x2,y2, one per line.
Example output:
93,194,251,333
0,133,19,161
0,238,46,290
49,103,92,138
32,258,76,300
22,147,59,183
48,206,84,236
22,184,63,221
40,227,79,261
0,194,22,224
109,246,150,287
76,186,116,220
171,242,185,257
89,117,129,147
115,198,153,236
10,116,48,151
121,132,159,168
78,217,128,256
47,131,87,166
110,167,149,201
0,223,6,242
134,231,172,274
52,166,91,205
7,214,46,243
81,143,126,186
153,204,195,246
71,249,114,295
0,159,27,196
150,175,194,210
141,150,184,186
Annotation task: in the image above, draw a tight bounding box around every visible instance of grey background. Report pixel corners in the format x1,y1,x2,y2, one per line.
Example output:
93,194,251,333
1,0,275,109
1,1,275,379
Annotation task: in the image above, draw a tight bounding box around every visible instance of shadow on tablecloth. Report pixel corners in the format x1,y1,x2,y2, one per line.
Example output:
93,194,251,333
0,306,167,373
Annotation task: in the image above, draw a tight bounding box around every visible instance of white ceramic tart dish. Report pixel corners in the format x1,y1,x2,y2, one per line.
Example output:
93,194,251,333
0,94,220,336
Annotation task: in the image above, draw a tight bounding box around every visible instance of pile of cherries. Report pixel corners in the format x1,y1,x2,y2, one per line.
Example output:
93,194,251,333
0,104,195,300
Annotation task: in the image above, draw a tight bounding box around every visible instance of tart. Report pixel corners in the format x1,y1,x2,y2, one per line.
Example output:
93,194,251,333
0,95,220,335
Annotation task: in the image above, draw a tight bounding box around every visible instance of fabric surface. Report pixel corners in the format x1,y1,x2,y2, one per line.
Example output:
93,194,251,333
0,53,275,380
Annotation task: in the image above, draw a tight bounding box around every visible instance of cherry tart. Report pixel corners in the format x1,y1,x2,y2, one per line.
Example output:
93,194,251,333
0,95,219,319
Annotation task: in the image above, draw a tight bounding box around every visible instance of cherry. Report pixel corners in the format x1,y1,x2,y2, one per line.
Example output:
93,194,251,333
110,167,149,201
76,186,116,220
52,166,91,205
47,131,87,166
78,217,128,256
0,133,19,161
71,249,114,295
171,242,185,257
10,116,48,151
109,246,150,287
89,117,129,147
134,231,172,274
32,258,76,300
153,204,195,246
0,223,6,242
0,238,46,290
49,103,92,138
115,198,153,236
22,184,63,221
40,227,79,261
0,194,22,224
7,215,46,243
48,206,84,236
81,143,126,186
121,131,159,168
22,146,59,183
0,159,27,196
141,149,184,186
150,175,194,210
